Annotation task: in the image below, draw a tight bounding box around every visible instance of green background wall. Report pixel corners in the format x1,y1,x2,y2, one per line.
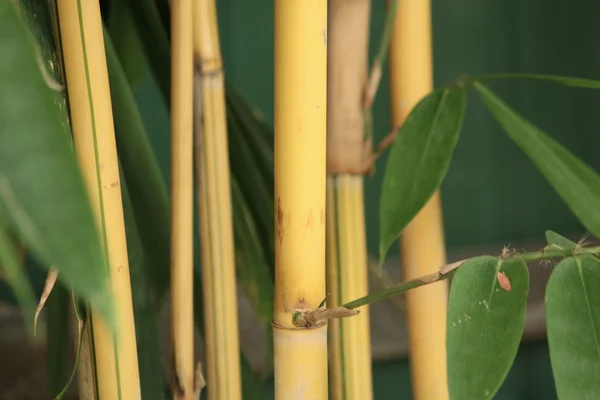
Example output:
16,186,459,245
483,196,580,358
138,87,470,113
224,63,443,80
131,1,600,398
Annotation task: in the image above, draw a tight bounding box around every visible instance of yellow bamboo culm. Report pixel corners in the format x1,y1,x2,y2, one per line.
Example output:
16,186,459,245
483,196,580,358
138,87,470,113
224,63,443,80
326,177,372,400
56,1,141,398
273,0,328,398
170,0,195,399
326,0,373,398
388,0,449,399
192,0,242,399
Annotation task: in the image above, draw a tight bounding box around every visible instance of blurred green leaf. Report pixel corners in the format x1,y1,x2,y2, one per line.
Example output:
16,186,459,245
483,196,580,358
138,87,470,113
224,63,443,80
379,87,466,263
121,175,166,400
107,2,147,90
0,0,113,326
46,282,70,398
475,82,600,239
545,230,577,251
447,256,529,400
227,101,274,278
546,256,600,399
0,225,36,335
127,0,170,103
231,177,274,376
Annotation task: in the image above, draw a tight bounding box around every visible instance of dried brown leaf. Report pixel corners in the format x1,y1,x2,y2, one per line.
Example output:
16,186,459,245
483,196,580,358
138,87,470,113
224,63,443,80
34,267,58,336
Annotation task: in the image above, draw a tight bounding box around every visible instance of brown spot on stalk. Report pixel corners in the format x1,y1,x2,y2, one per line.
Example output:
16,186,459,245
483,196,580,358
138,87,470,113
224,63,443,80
306,210,315,229
295,298,307,309
320,208,324,224
276,197,283,244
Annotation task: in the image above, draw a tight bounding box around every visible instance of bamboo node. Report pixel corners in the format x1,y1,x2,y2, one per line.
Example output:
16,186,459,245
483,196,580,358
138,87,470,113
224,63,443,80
293,306,359,328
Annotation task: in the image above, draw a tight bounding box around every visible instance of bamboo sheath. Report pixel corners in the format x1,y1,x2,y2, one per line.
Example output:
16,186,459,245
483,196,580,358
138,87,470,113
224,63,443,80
388,0,449,398
56,0,141,398
273,0,329,398
326,0,372,175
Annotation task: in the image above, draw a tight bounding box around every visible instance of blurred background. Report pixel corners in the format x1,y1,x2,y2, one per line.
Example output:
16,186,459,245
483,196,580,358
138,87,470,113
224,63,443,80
3,0,600,398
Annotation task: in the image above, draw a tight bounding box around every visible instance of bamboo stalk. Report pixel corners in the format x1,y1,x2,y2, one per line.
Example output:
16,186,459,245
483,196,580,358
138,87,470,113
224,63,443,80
56,1,141,398
325,1,373,398
273,0,328,398
326,176,372,400
388,0,449,399
192,0,242,399
169,0,195,399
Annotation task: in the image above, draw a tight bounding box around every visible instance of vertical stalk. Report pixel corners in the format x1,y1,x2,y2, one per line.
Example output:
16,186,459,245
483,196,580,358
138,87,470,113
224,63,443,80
388,1,449,399
169,0,194,399
192,0,242,399
273,0,328,398
326,177,372,400
56,1,141,398
326,1,373,399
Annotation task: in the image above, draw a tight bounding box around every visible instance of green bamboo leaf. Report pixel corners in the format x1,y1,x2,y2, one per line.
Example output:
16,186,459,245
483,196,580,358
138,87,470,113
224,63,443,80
475,82,600,239
231,176,274,376
0,225,37,335
546,256,600,399
545,230,577,251
226,86,274,178
127,0,170,103
107,2,147,90
473,73,600,89
447,256,529,400
46,283,70,398
227,106,274,273
121,175,166,400
379,87,467,263
0,0,113,325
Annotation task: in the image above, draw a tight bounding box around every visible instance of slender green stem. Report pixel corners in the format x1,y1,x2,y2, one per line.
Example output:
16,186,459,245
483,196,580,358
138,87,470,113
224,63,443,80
362,0,400,109
342,245,600,310
373,0,400,69
343,271,452,310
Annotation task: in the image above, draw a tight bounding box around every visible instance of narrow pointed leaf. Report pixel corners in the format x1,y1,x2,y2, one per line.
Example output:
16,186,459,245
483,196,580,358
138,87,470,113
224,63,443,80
46,283,69,398
546,256,600,399
447,256,529,400
0,0,113,325
474,73,600,89
231,177,274,376
475,82,600,239
379,87,467,262
121,175,166,399
545,230,577,251
34,267,58,335
107,2,147,90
